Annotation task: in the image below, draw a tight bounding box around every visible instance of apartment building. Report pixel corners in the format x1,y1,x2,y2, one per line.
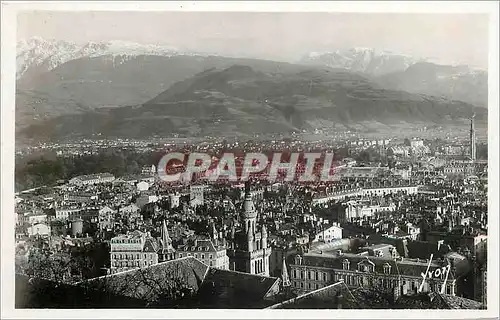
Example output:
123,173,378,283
109,231,159,274
288,245,457,296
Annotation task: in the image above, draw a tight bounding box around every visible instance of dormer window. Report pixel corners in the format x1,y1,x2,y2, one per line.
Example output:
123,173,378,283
383,263,391,274
342,259,350,270
358,261,374,273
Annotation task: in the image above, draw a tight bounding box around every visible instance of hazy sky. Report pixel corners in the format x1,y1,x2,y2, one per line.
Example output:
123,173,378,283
17,11,489,68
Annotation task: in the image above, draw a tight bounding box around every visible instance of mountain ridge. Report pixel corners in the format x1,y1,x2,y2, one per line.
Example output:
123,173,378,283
17,37,199,80
18,64,486,142
375,62,488,107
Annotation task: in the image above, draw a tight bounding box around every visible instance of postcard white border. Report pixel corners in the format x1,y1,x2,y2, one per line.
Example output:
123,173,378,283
1,1,499,319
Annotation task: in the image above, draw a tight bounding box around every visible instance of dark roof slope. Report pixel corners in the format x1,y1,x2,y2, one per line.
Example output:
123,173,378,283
195,268,280,308
81,257,208,307
267,281,348,309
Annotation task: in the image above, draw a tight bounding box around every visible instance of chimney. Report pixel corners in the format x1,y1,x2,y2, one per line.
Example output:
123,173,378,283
437,240,444,251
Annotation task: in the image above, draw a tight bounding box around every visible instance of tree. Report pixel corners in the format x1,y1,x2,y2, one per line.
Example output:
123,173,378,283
25,249,72,283
81,262,197,307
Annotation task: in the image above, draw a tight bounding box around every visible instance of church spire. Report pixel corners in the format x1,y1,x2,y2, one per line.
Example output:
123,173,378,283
161,219,172,249
281,257,291,288
159,219,175,262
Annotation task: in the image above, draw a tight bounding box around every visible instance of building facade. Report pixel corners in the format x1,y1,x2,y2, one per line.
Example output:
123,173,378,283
312,224,343,243
288,250,457,296
109,231,159,274
98,206,116,230
69,173,115,186
190,185,205,207
176,238,229,269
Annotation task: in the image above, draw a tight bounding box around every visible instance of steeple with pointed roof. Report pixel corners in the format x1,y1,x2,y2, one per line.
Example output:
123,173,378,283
158,219,175,262
281,257,291,288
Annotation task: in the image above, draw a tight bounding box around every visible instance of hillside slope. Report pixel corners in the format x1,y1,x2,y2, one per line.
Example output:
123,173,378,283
19,65,486,142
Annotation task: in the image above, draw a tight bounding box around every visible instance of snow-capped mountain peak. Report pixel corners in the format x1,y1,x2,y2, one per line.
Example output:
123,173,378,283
16,37,183,79
299,48,423,76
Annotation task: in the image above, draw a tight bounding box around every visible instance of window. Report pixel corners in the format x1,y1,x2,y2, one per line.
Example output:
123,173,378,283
293,269,297,279
315,271,319,281
194,254,198,259
383,263,391,274
201,254,205,260
342,259,350,270
323,272,327,281
179,253,183,258
209,254,213,260
300,271,304,279
308,271,312,280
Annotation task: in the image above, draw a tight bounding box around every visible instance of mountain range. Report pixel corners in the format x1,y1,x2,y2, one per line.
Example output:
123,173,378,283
299,50,487,107
15,37,488,141
298,48,421,76
17,37,181,80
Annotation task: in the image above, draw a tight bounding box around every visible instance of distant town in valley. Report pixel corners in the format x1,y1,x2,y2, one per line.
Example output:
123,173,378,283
14,117,488,309
13,11,489,310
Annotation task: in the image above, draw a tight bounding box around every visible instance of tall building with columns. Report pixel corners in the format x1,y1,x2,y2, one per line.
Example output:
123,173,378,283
227,182,271,276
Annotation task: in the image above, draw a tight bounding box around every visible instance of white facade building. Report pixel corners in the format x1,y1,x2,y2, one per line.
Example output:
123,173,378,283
69,173,115,186
312,223,343,243
110,231,159,274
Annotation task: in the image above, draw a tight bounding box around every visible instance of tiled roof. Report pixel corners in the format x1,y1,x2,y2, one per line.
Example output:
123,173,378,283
178,238,225,252
82,257,208,306
406,240,451,260
196,268,280,308
270,282,483,310
143,238,158,253
266,281,346,309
